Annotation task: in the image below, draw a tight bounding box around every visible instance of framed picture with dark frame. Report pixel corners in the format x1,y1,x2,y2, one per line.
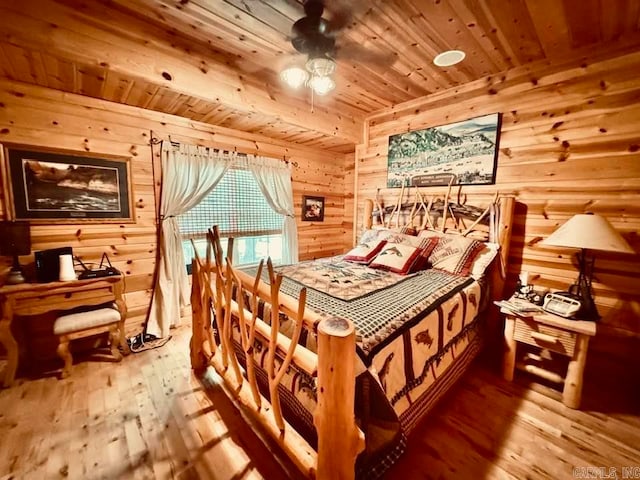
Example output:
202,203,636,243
302,195,325,222
1,143,134,223
387,112,502,188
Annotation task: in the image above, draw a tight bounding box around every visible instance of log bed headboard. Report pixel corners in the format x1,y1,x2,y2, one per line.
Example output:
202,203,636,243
363,193,515,293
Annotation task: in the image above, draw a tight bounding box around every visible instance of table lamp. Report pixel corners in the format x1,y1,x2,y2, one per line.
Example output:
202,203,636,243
0,221,32,284
540,213,635,320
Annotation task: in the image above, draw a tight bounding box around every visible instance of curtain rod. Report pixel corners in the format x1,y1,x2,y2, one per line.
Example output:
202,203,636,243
149,130,298,167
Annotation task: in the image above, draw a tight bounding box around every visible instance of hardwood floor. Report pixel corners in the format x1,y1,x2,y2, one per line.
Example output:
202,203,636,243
1,323,638,479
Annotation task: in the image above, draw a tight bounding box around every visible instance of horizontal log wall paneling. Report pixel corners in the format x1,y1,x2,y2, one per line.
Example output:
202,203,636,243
0,79,352,361
355,47,640,367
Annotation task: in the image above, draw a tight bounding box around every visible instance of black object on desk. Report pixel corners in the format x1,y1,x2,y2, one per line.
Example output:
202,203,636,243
77,252,120,280
0,221,31,284
34,246,73,283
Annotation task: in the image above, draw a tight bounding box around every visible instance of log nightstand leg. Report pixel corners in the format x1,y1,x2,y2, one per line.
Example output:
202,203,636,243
502,316,517,381
563,334,589,409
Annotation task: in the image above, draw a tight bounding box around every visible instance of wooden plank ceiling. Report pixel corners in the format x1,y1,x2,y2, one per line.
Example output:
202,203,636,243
1,0,640,153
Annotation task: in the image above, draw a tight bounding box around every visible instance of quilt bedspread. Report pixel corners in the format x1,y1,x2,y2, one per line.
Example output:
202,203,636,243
234,256,486,478
243,255,484,414
275,256,413,301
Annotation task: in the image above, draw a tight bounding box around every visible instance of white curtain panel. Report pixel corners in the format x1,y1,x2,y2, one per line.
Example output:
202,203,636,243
146,142,233,338
242,155,299,265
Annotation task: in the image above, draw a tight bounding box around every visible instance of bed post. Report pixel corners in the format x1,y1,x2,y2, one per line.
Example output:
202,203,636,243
363,199,373,230
314,317,365,480
190,259,206,370
496,195,515,296
486,196,515,347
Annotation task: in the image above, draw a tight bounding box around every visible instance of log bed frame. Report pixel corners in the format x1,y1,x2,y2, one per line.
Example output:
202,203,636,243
190,194,515,480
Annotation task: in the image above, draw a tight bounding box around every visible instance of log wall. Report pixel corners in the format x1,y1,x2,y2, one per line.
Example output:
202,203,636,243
355,47,640,367
0,79,352,351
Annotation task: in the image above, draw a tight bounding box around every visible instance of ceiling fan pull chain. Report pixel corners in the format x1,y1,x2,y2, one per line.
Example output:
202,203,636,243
311,81,315,113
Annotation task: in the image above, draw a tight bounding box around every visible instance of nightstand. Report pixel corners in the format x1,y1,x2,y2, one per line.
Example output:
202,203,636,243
501,306,596,409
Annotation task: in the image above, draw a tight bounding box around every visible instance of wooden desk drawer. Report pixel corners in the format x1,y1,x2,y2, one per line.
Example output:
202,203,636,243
513,318,576,356
12,288,116,316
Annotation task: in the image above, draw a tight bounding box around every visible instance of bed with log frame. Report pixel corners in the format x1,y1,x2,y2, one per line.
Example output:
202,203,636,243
190,192,515,480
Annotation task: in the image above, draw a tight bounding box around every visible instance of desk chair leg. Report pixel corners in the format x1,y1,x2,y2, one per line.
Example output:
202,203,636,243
109,327,123,361
57,336,72,379
118,320,131,355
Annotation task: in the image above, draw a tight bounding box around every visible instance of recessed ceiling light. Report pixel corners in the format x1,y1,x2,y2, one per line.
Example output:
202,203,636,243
433,50,466,67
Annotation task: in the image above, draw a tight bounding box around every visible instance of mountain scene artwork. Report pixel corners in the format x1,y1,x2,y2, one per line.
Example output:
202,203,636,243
387,113,502,187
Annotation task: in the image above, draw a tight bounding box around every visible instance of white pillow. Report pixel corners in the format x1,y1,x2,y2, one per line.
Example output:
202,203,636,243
469,242,500,279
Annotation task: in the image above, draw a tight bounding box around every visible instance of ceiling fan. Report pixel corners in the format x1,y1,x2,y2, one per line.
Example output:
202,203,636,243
280,0,395,95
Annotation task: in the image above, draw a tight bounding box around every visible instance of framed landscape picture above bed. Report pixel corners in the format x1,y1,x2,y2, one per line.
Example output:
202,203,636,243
1,144,133,223
387,112,502,188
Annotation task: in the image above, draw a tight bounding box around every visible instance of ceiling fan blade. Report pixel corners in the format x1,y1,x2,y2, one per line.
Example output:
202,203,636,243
324,2,353,35
335,40,398,67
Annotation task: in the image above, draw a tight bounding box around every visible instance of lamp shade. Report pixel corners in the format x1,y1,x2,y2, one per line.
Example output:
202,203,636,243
541,213,634,253
0,221,31,256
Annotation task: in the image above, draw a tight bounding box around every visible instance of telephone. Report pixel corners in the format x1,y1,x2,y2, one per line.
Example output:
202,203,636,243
542,291,583,318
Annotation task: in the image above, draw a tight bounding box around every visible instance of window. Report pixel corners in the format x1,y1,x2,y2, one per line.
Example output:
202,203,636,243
178,167,283,270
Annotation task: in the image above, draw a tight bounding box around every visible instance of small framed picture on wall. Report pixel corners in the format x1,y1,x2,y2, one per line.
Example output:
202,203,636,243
302,195,324,222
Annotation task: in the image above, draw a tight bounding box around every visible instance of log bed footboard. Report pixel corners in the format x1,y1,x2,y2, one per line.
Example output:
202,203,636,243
190,227,364,480
190,195,515,479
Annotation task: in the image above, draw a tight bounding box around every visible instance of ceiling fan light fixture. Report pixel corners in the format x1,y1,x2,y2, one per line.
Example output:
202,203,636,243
280,65,309,89
309,75,335,95
433,50,466,67
305,56,336,77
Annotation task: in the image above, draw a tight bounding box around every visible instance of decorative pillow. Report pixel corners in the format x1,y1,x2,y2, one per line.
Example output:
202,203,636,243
359,228,382,245
469,242,500,279
428,234,486,276
369,243,422,275
417,229,444,240
344,240,387,264
376,230,424,248
360,226,417,245
408,236,441,273
393,225,418,236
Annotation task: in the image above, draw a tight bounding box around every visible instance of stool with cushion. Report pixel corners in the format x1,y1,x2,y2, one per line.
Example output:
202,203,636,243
54,305,124,378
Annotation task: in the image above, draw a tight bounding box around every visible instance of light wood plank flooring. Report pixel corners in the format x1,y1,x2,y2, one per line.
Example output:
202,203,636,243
1,323,638,479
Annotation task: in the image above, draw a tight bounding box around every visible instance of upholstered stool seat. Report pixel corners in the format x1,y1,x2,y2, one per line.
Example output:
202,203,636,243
54,305,124,379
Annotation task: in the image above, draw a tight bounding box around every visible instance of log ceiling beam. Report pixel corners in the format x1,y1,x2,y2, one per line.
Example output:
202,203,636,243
0,0,362,144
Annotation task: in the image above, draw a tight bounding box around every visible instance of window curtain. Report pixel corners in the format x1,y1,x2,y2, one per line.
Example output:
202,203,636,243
146,142,233,338
240,155,299,265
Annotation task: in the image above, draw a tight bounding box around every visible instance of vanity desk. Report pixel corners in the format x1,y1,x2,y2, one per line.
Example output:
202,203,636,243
0,275,128,387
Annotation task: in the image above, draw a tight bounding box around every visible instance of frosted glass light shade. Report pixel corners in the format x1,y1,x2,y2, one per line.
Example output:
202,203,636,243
280,66,309,89
541,213,634,253
309,75,335,95
306,57,336,77
433,50,466,67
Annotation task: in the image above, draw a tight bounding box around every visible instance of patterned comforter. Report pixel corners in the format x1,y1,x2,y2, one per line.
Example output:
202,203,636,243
231,255,487,478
